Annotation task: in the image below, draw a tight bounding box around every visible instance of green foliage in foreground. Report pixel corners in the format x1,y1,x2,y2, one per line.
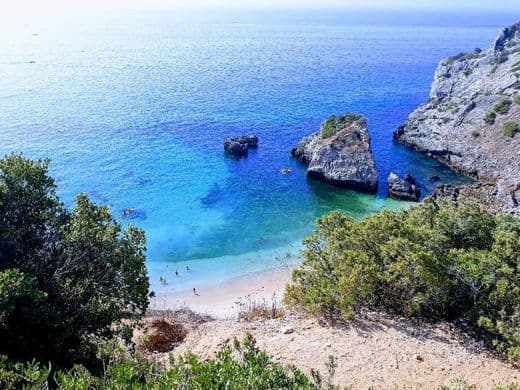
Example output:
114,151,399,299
320,113,365,138
514,95,520,105
0,335,338,390
503,121,520,137
285,199,520,364
0,154,150,366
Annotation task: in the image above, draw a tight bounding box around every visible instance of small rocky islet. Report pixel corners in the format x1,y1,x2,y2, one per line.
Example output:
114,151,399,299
291,113,379,193
223,135,259,157
387,172,421,202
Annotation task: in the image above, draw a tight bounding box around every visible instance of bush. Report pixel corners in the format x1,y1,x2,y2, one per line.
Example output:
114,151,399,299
484,111,496,124
0,154,149,367
490,52,509,65
503,121,520,137
514,95,520,105
139,318,187,353
0,335,337,389
285,199,520,364
494,99,513,115
320,113,365,139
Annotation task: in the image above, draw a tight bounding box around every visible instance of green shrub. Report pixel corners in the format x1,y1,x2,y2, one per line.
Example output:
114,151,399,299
512,60,520,73
463,68,473,76
503,121,520,137
514,95,520,105
490,52,509,65
484,111,496,124
0,154,149,367
0,335,337,389
321,113,365,139
285,199,520,365
494,99,513,115
444,51,483,65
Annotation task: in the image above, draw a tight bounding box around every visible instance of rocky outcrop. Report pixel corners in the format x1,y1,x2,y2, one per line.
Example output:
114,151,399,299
291,113,378,192
387,173,421,202
432,183,519,215
224,135,258,157
394,22,520,214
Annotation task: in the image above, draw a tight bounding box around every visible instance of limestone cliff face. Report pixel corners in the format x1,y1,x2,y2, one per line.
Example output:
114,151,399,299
395,22,520,214
292,113,378,193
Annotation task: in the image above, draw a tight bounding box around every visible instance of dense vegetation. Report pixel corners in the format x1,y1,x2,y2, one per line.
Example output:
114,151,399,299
503,121,520,137
1,155,518,388
320,113,365,138
0,155,337,389
285,199,519,364
0,154,150,366
0,335,335,389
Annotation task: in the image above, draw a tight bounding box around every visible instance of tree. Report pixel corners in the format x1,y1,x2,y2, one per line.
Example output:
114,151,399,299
0,154,149,366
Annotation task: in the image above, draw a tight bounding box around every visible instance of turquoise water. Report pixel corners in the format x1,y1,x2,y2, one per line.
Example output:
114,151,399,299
0,9,517,293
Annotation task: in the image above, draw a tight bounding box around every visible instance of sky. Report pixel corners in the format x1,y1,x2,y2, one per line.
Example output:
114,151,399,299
4,0,520,11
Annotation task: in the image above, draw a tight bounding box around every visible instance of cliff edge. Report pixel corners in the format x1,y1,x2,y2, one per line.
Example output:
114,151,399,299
395,22,520,214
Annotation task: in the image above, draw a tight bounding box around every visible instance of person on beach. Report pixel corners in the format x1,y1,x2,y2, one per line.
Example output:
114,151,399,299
175,270,179,276
186,265,190,271
192,287,197,295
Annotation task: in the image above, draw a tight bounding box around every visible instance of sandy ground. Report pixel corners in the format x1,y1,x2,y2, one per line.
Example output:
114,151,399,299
170,313,519,389
147,267,519,388
150,266,293,318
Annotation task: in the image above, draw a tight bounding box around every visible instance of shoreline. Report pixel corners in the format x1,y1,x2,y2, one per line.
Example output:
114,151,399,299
150,265,294,318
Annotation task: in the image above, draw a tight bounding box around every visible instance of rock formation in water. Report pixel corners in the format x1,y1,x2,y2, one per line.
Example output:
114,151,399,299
291,113,378,192
387,172,421,202
224,135,259,157
394,21,520,214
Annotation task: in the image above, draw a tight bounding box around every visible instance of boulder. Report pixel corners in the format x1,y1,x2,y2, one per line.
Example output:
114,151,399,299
291,113,378,192
387,172,421,202
224,135,258,157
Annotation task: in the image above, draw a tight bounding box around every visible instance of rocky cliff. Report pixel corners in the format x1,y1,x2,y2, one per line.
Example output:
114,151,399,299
395,22,520,214
292,113,378,192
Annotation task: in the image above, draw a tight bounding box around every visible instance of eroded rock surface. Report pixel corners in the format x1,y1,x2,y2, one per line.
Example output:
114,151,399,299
292,113,378,192
388,172,421,202
395,22,520,214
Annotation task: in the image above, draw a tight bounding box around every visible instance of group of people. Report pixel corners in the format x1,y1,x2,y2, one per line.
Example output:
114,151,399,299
171,265,198,295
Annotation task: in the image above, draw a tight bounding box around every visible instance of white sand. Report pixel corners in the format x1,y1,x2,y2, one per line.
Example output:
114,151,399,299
150,266,293,318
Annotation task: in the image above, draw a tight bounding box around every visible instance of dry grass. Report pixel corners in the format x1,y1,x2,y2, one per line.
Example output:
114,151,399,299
139,315,188,353
237,293,284,321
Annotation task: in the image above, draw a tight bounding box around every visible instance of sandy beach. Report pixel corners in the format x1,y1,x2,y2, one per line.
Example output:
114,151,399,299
150,266,294,318
146,266,519,388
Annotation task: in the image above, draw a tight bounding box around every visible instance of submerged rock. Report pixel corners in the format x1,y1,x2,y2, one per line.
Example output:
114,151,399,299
122,208,135,217
387,172,421,202
291,113,378,192
224,135,259,157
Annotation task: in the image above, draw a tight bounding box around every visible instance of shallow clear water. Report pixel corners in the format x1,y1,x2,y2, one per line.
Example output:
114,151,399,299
0,9,517,292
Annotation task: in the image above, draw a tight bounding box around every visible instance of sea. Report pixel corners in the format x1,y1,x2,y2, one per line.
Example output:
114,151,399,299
0,7,517,294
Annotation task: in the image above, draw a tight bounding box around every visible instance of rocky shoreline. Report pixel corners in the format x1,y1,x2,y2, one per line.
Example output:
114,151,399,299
395,22,520,214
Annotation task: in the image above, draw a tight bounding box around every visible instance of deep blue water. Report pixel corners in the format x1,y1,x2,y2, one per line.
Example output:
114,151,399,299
0,9,518,293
